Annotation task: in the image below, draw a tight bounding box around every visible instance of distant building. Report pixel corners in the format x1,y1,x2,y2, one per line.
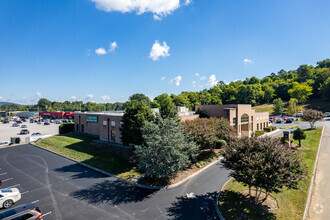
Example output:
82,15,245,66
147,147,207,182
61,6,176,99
39,111,74,119
195,104,269,137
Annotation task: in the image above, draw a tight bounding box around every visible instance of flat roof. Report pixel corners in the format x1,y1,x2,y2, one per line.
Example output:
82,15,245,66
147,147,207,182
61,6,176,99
75,112,124,116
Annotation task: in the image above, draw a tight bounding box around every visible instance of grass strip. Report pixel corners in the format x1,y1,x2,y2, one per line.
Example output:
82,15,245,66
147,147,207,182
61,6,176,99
36,133,140,179
218,127,322,219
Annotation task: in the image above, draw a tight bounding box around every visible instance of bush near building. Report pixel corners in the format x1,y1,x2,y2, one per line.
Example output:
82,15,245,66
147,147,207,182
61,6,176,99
301,109,323,129
263,126,278,132
59,122,74,134
182,117,235,152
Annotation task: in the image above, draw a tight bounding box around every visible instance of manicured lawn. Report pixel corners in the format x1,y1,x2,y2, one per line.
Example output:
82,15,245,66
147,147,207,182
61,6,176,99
280,125,299,129
219,127,323,219
36,133,140,179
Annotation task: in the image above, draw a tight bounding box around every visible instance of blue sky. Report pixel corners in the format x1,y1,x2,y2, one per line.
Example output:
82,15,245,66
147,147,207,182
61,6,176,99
1,0,330,104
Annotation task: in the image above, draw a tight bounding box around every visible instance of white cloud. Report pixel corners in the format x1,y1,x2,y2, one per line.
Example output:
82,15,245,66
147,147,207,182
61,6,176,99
109,41,117,53
170,75,181,86
206,74,218,87
192,81,196,87
120,96,125,99
200,76,206,80
0,96,5,101
100,95,111,101
71,96,78,101
86,94,94,101
243,58,253,64
36,92,42,98
95,47,107,55
92,0,189,20
149,41,170,61
195,72,199,76
161,76,165,81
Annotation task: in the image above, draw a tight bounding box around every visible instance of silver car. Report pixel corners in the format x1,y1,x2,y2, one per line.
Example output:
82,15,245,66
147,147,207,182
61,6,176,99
0,188,21,209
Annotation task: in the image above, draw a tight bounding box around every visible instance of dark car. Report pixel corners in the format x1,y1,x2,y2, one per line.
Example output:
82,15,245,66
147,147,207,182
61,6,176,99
269,116,276,122
276,118,282,123
0,203,43,220
44,121,50,125
2,120,9,124
12,123,20,127
16,120,23,124
20,129,30,135
286,118,294,123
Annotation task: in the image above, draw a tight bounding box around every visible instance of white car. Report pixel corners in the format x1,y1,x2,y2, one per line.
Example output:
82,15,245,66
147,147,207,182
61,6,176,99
0,188,21,209
0,141,10,147
324,112,330,117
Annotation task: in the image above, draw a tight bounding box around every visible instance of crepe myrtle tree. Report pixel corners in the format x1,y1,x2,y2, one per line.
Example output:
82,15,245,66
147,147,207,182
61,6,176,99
222,136,307,204
301,109,323,129
135,116,198,182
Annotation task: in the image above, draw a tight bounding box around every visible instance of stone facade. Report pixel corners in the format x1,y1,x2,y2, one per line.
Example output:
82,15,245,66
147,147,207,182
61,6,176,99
195,104,269,137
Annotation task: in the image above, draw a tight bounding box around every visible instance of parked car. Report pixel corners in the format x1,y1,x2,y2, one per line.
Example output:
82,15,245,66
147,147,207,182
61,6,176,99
55,120,61,124
286,117,294,123
12,123,19,127
31,132,42,136
0,188,21,209
324,112,330,117
281,115,288,121
269,116,276,122
296,111,303,117
276,118,283,123
20,129,30,135
50,120,55,123
37,120,41,124
21,125,27,128
16,121,23,124
44,121,50,125
0,203,43,219
0,178,2,187
0,141,10,147
2,120,9,124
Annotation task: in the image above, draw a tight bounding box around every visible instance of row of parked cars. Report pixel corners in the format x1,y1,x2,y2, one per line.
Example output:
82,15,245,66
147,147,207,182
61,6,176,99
0,178,43,219
269,113,298,124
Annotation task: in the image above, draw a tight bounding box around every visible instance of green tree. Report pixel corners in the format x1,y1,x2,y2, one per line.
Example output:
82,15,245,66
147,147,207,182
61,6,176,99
135,117,198,182
296,65,314,83
208,86,222,105
120,100,154,146
288,82,313,103
316,59,330,68
129,93,151,106
37,98,52,110
320,78,330,101
222,136,307,204
157,94,178,119
273,98,284,115
287,98,298,116
293,128,306,147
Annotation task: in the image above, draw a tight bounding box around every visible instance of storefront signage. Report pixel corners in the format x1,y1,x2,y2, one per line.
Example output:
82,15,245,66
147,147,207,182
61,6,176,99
86,115,98,122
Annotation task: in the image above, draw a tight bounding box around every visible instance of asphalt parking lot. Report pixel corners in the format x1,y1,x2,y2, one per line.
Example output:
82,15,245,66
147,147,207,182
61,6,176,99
0,144,231,220
0,121,60,143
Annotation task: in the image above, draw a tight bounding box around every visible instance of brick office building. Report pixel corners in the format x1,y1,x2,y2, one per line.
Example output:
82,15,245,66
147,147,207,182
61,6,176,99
74,110,199,145
195,104,269,137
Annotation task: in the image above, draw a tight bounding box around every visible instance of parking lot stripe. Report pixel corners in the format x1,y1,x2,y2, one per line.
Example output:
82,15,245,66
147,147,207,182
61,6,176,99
2,178,13,182
21,191,29,195
0,172,7,175
6,184,20,188
31,200,39,204
42,212,52,218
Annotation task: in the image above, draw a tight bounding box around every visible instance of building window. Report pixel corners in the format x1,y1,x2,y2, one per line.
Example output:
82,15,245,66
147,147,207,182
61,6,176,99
251,116,253,122
233,117,237,126
120,122,123,127
264,122,265,128
257,124,259,130
81,124,84,133
267,122,268,127
111,121,115,126
76,124,79,132
260,123,262,130
111,130,116,142
241,114,249,124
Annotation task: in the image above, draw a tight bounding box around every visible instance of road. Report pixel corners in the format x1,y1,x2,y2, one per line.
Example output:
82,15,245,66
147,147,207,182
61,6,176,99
268,119,328,138
0,144,230,220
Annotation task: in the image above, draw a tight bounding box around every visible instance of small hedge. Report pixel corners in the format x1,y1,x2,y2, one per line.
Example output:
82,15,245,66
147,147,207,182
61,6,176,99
217,140,227,148
59,122,74,134
263,126,278,132
254,131,265,136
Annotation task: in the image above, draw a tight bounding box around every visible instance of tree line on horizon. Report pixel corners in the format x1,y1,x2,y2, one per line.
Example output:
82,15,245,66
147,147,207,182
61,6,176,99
1,58,329,113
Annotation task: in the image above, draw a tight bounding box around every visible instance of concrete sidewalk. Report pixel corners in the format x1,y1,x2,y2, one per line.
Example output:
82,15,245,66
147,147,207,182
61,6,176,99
306,121,330,219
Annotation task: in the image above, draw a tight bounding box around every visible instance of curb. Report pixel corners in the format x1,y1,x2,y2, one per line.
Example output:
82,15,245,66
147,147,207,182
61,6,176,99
302,126,325,220
215,177,233,220
29,143,222,190
260,128,282,137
